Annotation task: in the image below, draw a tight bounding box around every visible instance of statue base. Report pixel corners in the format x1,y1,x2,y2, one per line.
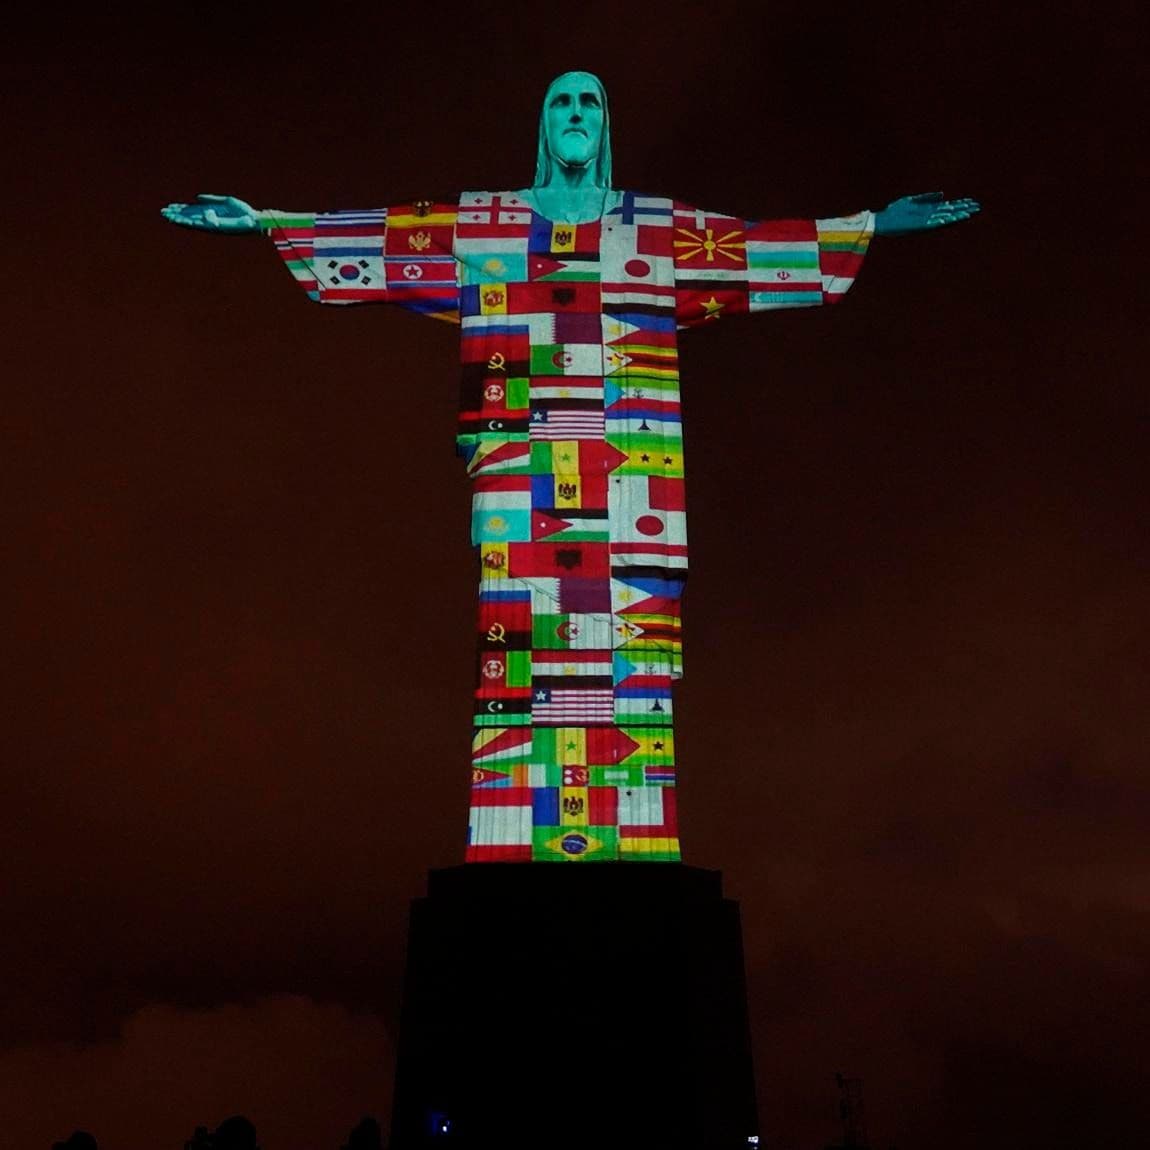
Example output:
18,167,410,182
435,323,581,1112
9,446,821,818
389,864,759,1149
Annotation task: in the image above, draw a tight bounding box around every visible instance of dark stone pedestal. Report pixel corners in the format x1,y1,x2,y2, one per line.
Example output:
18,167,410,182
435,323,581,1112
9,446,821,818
389,864,759,1149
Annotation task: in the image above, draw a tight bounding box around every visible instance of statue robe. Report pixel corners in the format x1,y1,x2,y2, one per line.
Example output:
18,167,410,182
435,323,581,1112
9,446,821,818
265,190,873,861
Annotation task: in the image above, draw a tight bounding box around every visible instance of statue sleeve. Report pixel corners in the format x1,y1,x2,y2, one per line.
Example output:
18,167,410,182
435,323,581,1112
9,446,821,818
262,202,461,322
672,206,874,329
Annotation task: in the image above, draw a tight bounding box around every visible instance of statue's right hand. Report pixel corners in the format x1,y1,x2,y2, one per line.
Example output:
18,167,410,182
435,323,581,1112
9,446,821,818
161,193,261,233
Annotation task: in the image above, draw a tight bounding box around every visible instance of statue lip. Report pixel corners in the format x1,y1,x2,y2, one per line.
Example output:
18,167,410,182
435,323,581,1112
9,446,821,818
563,127,588,137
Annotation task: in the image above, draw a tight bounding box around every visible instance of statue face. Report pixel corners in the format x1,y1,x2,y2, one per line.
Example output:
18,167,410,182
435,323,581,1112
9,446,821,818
544,72,605,171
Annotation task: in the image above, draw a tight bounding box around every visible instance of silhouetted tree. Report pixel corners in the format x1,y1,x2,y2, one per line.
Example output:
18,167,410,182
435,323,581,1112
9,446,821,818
183,1115,259,1150
52,1133,98,1150
341,1115,384,1150
212,1116,259,1150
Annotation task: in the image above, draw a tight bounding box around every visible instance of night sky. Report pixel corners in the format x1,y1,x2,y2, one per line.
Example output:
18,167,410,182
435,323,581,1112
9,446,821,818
5,1,1147,1147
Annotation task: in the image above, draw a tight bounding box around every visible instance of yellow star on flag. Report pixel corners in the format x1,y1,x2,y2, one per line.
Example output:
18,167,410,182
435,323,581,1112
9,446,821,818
700,296,725,320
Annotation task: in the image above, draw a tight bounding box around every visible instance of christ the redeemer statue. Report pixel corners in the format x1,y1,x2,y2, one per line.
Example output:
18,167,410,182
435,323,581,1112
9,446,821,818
164,71,977,864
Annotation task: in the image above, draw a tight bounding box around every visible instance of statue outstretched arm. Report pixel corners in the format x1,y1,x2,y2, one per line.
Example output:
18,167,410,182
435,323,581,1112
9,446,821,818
873,192,980,237
672,191,980,328
673,205,876,328
162,193,462,319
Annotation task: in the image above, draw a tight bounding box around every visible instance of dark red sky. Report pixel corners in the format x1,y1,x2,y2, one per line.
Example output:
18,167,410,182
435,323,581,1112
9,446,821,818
5,1,1147,1147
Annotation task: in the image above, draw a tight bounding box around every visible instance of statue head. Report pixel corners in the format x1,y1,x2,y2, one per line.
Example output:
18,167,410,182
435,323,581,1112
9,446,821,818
534,70,613,189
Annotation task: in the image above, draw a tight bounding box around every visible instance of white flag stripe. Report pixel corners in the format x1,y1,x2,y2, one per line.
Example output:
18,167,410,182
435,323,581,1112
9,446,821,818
674,266,750,282
605,417,682,439
316,211,386,226
532,416,606,440
469,804,532,846
745,240,819,255
610,550,689,569
601,289,676,309
614,698,673,719
535,689,616,722
453,237,528,255
619,786,665,826
531,658,613,676
530,383,605,399
747,267,822,285
473,491,532,512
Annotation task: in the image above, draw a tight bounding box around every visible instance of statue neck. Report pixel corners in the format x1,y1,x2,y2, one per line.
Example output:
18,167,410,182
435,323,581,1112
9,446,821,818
528,164,617,224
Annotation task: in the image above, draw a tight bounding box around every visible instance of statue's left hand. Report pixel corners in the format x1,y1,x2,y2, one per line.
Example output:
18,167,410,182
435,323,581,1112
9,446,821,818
873,192,980,237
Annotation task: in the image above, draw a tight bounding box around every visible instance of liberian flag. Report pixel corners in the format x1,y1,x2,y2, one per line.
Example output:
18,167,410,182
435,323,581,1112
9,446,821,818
532,687,615,725
531,409,606,440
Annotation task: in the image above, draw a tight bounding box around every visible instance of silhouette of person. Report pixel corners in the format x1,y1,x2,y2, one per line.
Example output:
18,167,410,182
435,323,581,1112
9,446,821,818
183,1115,259,1150
211,1115,260,1150
342,1115,384,1150
52,1133,98,1150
